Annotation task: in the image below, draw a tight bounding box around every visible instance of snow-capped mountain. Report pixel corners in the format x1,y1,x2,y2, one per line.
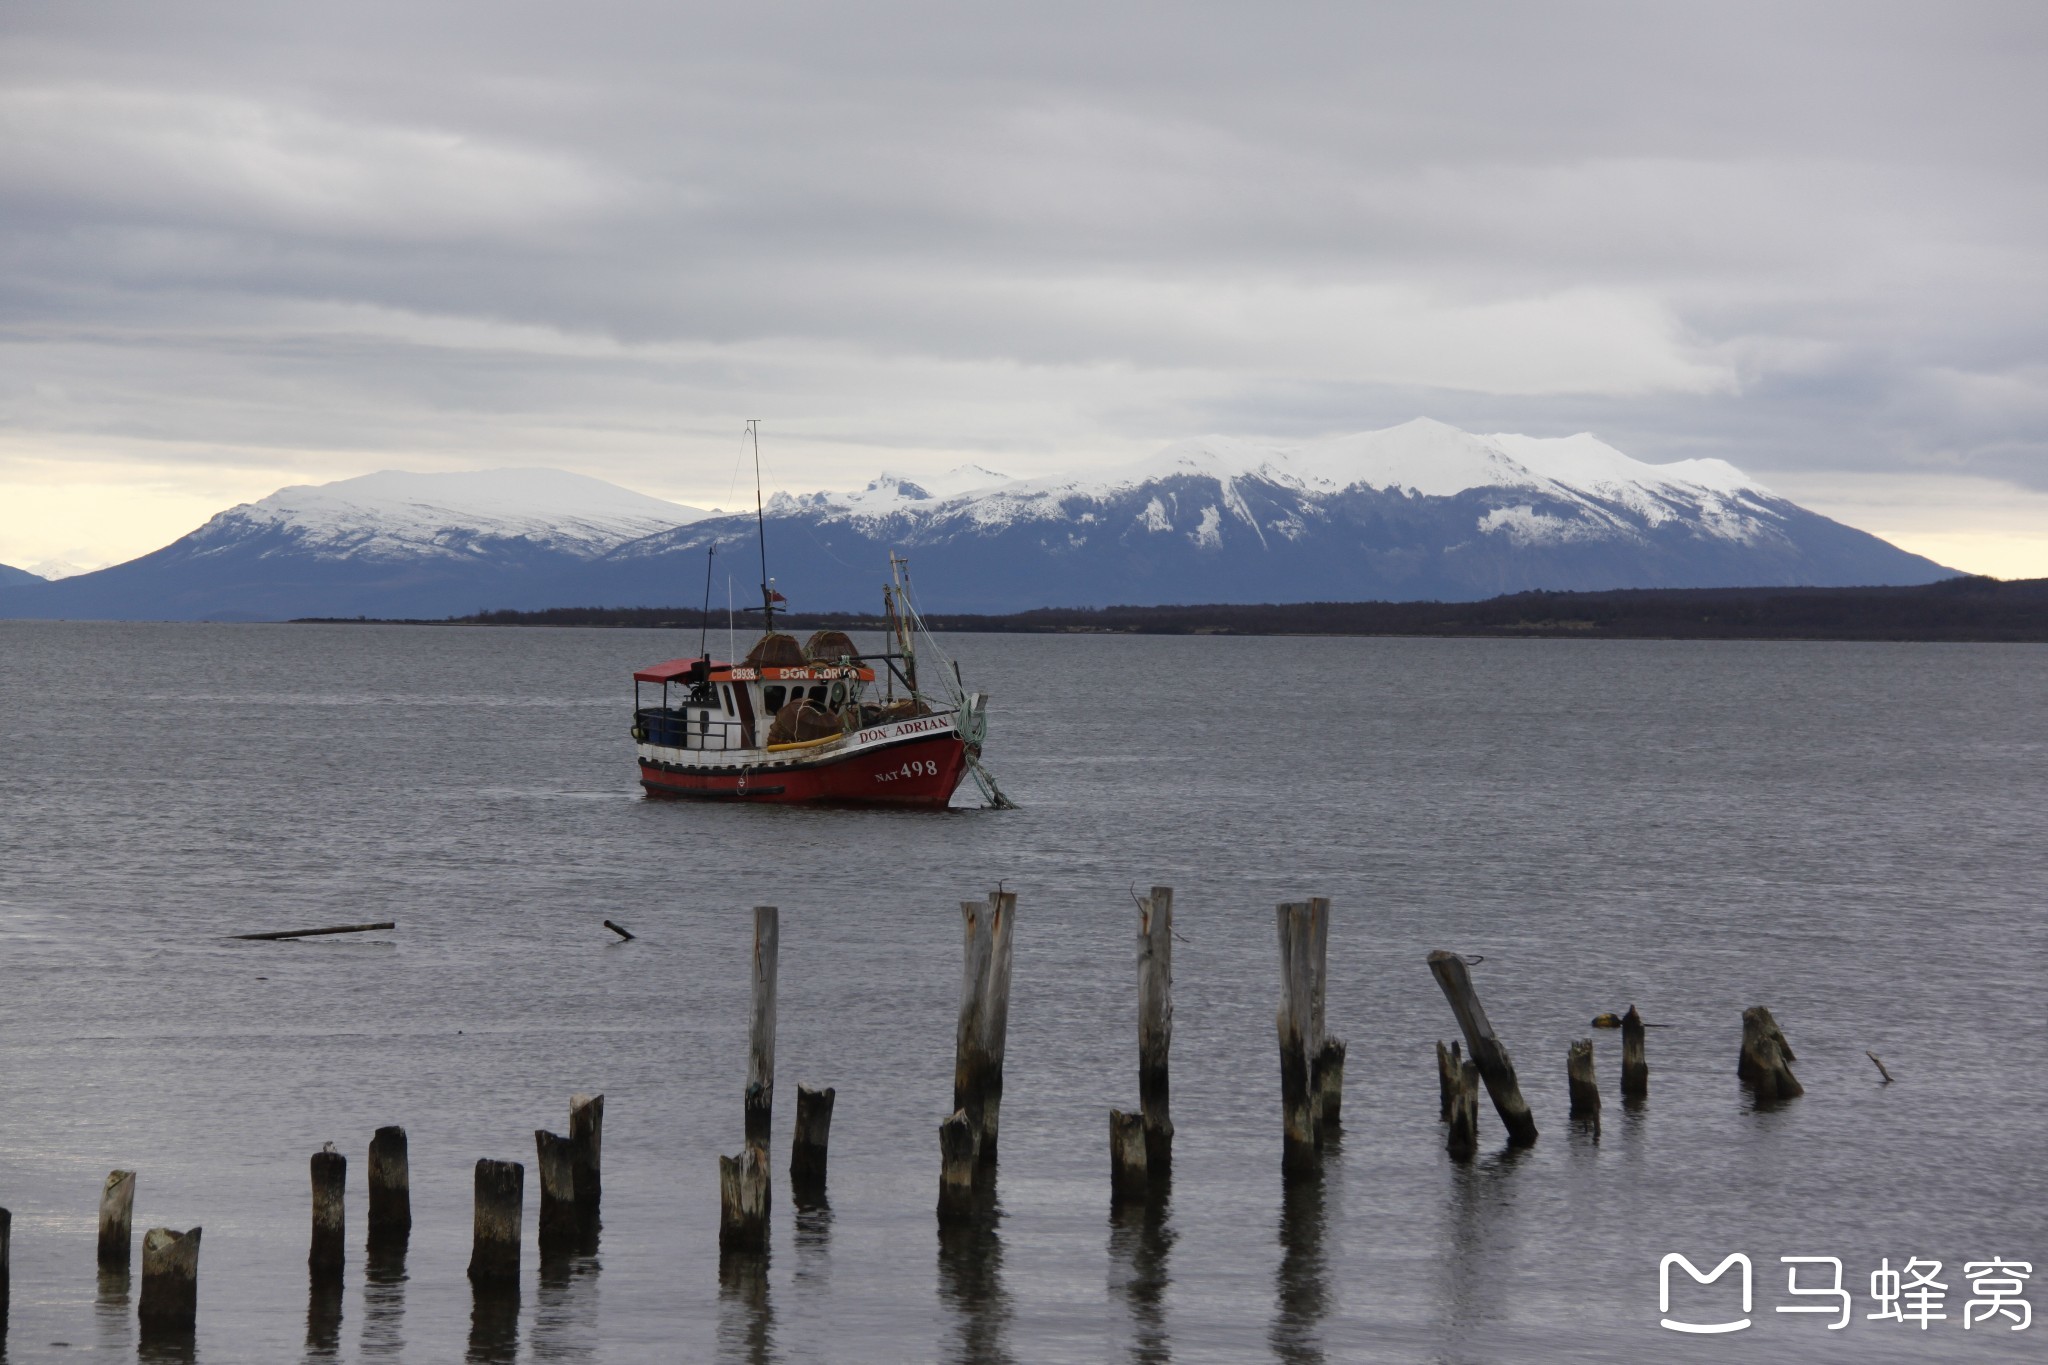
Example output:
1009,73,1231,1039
573,419,1946,612
0,423,1948,621
2,468,708,621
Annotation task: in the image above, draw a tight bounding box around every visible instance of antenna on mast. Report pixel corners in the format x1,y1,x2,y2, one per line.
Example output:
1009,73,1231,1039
749,419,774,634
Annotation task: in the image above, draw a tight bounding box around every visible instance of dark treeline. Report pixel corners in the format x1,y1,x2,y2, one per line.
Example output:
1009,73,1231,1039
296,575,2048,641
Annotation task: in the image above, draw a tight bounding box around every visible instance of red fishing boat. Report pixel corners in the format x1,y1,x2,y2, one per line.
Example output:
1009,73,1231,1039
631,425,1010,809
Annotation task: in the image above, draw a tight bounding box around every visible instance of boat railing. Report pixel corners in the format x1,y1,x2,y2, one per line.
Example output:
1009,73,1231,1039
635,707,749,753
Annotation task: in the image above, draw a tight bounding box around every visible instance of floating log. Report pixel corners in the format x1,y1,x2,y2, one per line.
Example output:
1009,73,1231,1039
465,1160,524,1288
1866,1050,1894,1084
367,1126,411,1243
1136,885,1174,1173
1738,1005,1803,1101
790,1085,835,1195
230,922,395,941
936,1109,981,1223
137,1227,201,1328
1275,901,1320,1177
718,1146,769,1253
746,906,779,1151
1621,1005,1649,1101
1436,1040,1463,1120
309,1143,345,1279
1109,1109,1148,1203
98,1169,136,1271
1567,1039,1600,1121
570,1094,604,1219
1426,950,1539,1146
603,919,636,941
534,1130,578,1254
1446,1060,1480,1160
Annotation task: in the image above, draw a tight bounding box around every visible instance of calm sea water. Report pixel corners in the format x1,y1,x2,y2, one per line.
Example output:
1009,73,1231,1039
1,622,2043,1363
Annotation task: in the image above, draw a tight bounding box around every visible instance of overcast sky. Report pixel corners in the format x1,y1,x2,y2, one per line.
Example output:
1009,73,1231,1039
4,1,2046,575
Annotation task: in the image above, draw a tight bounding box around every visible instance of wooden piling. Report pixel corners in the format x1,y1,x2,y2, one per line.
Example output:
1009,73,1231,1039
1567,1039,1601,1120
951,890,1017,1165
569,1094,604,1219
367,1126,411,1243
746,906,779,1151
465,1159,524,1288
1109,1109,1148,1203
936,1109,981,1222
2,1203,10,1302
1436,1040,1463,1120
1620,1005,1649,1101
1275,901,1320,1177
137,1227,201,1328
1446,1060,1480,1160
718,1146,770,1253
1316,1038,1347,1132
534,1130,578,1253
981,890,1016,1165
1136,885,1174,1174
98,1169,136,1271
1426,950,1539,1146
309,1143,346,1278
1738,1005,1803,1101
789,1085,835,1195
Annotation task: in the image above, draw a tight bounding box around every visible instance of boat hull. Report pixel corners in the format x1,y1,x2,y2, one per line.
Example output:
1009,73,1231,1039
638,726,969,808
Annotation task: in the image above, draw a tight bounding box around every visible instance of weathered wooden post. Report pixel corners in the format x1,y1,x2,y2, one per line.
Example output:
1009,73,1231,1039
1108,1110,1148,1202
309,1142,346,1279
2,1203,11,1305
718,1146,769,1253
367,1126,411,1244
1426,950,1539,1146
1446,1061,1480,1160
465,1160,524,1288
98,1169,136,1271
1620,1005,1649,1101
137,1227,201,1330
1276,901,1319,1178
746,906,779,1151
569,1094,604,1221
1436,1040,1463,1120
1304,896,1345,1136
533,1131,578,1255
936,1110,981,1223
981,890,1016,1165
1738,1005,1803,1100
1316,1039,1347,1131
1566,1039,1601,1122
1136,885,1174,1173
790,1085,835,1197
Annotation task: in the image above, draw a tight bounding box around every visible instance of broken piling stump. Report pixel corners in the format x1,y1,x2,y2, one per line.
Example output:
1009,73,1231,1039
1567,1039,1601,1121
1436,1040,1463,1120
309,1143,346,1279
534,1130,578,1255
790,1084,835,1196
138,1227,201,1329
1136,884,1174,1174
1738,1005,1803,1101
1446,1060,1480,1160
1621,1005,1649,1101
1109,1109,1148,1203
98,1169,136,1271
936,1109,981,1223
465,1160,524,1288
1275,901,1320,1178
718,1146,770,1253
367,1126,411,1244
570,1094,604,1221
1304,896,1345,1137
952,890,1017,1166
981,890,1017,1164
1426,950,1539,1146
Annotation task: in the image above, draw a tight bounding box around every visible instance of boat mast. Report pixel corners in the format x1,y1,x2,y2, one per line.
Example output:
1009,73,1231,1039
698,542,716,661
749,419,774,635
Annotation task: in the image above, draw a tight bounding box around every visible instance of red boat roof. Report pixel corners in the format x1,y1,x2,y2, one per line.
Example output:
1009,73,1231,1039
633,657,714,683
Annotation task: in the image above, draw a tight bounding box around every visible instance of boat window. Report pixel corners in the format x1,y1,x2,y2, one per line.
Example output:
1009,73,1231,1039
721,685,735,715
764,685,787,712
808,685,828,705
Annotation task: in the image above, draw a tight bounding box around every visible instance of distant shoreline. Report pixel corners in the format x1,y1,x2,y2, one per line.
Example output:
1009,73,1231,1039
290,576,2048,642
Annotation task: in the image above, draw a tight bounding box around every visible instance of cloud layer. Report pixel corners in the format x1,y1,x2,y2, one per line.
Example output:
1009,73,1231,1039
3,1,2045,571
